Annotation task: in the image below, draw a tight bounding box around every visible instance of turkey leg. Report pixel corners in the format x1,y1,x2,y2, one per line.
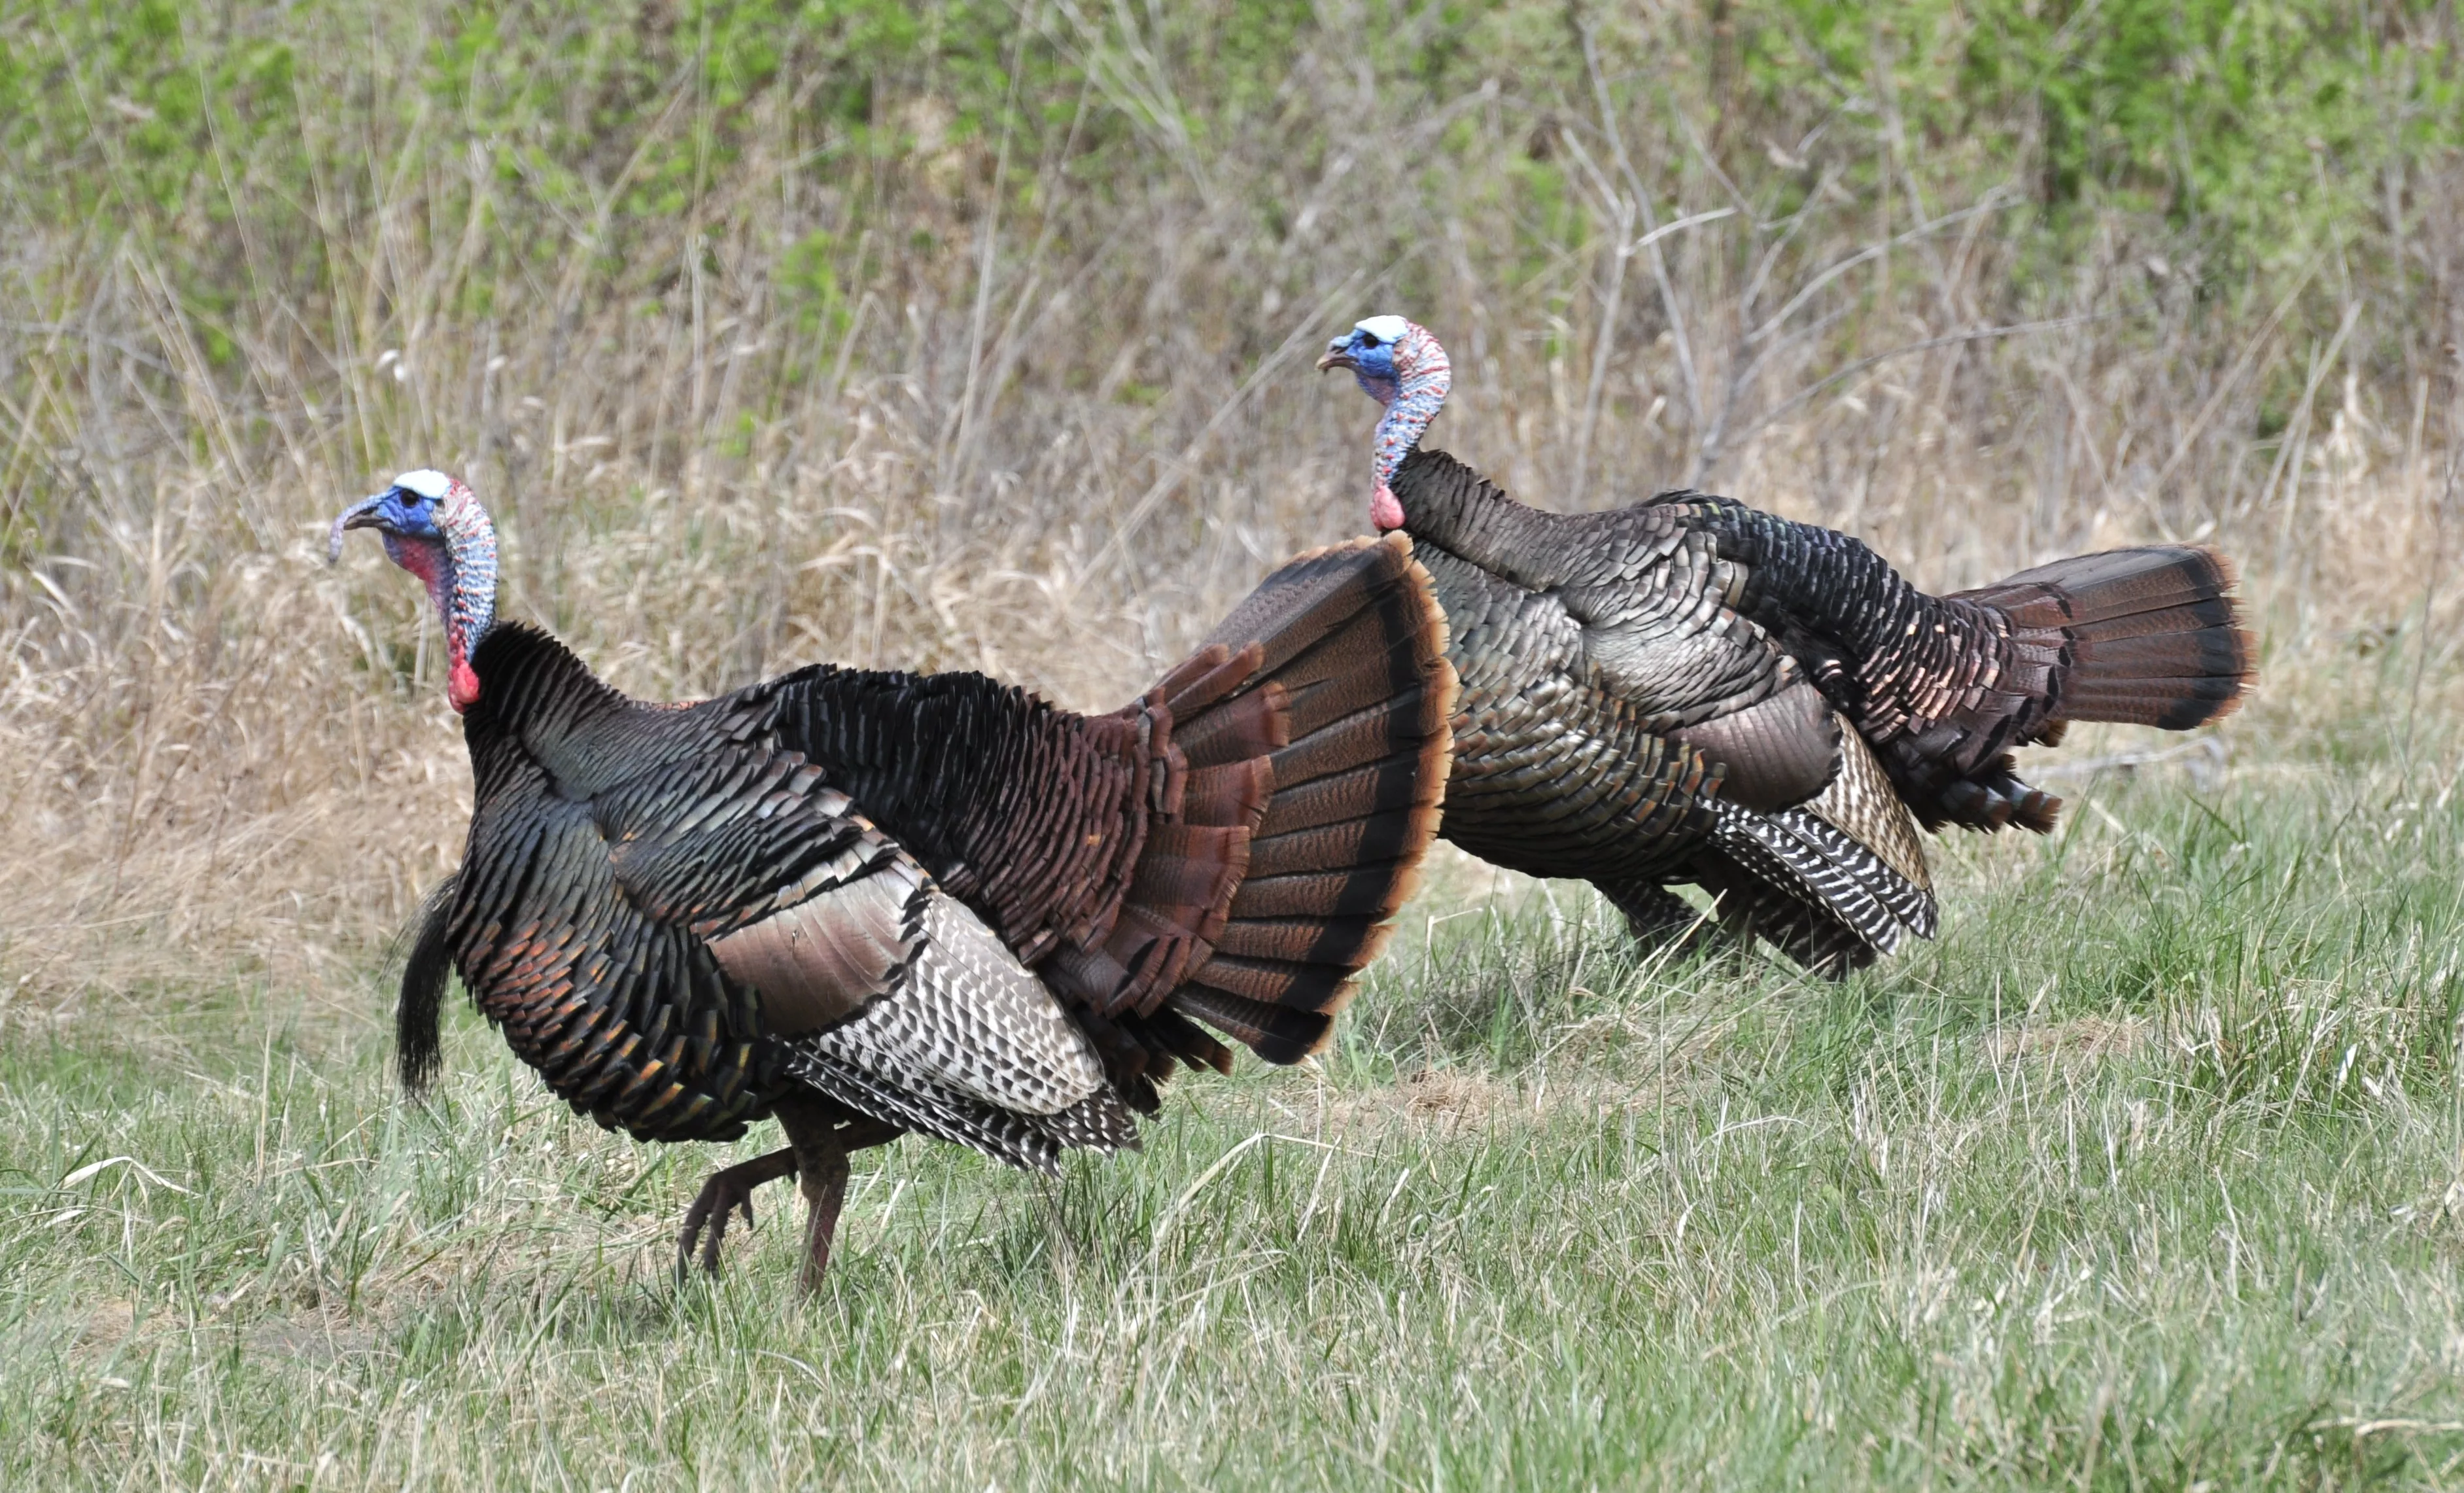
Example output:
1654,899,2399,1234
675,1146,800,1280
675,1108,904,1283
773,1098,903,1291
1600,879,1729,963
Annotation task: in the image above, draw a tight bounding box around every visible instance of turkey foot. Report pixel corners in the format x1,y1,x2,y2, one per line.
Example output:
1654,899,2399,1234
774,1100,904,1291
1604,881,1734,966
675,1146,799,1281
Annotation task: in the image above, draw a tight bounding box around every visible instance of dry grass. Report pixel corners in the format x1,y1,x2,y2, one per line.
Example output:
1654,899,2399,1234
1,2,2460,1043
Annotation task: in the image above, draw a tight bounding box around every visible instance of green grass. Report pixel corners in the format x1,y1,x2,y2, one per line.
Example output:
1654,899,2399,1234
6,743,2464,1489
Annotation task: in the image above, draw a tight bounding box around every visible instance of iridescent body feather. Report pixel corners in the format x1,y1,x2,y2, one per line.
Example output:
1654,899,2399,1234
1321,317,2253,972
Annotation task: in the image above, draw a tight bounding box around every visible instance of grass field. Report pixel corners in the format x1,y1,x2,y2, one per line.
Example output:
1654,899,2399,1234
7,1,2464,1486
9,661,2464,1488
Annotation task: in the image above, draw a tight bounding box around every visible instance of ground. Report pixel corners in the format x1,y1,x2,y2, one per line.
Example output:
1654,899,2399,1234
5,705,2462,1490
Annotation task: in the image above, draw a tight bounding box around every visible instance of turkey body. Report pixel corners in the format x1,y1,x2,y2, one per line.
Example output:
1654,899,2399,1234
400,535,1455,1275
1388,445,2250,972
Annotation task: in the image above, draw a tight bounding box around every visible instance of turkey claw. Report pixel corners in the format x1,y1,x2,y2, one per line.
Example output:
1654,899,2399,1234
674,1147,798,1282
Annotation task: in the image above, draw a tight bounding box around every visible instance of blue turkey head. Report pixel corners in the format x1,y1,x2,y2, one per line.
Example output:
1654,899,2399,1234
329,468,455,556
328,468,501,713
1316,315,1412,406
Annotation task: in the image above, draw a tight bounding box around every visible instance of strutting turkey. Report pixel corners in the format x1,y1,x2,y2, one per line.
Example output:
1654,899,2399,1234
331,470,1455,1287
1317,316,2253,974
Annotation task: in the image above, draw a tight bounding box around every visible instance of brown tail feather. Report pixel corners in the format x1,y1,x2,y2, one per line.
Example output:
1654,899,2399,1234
1039,536,1452,1064
1955,544,2255,731
2059,675,2249,729
2070,630,2248,674
1156,535,1457,1064
1243,809,1438,883
1166,987,1330,1060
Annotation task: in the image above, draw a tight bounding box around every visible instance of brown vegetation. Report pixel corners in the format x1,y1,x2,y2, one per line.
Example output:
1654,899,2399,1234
3,2,2459,1017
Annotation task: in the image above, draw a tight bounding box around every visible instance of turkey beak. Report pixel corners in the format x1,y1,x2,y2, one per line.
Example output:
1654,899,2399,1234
328,494,389,565
1315,342,1356,374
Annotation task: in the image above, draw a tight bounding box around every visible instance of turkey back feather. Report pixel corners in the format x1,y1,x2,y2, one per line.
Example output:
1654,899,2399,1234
1661,496,2253,833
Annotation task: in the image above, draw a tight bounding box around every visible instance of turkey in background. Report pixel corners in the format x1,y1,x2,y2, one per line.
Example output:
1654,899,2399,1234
1318,315,2253,975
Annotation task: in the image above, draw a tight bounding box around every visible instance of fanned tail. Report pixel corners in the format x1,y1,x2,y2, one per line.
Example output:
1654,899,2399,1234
1171,534,1457,1063
1954,544,2255,731
1044,535,1456,1068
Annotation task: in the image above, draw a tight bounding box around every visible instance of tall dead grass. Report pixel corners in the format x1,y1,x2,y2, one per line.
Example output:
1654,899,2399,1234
3,1,2460,1017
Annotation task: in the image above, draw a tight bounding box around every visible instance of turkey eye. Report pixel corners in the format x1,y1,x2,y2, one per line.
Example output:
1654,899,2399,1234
1361,334,1381,347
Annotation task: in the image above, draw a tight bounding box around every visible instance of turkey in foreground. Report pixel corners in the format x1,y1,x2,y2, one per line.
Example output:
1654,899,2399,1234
1318,315,2253,974
331,470,1455,1287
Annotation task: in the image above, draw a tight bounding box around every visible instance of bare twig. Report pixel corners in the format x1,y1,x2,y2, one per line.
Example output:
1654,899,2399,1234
1708,316,2105,470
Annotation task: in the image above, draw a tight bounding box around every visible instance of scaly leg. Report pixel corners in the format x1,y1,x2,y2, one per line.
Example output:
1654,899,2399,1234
675,1146,799,1281
772,1098,904,1291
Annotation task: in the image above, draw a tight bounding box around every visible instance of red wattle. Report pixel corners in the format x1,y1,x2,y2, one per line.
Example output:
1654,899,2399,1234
1370,483,1406,533
447,658,482,713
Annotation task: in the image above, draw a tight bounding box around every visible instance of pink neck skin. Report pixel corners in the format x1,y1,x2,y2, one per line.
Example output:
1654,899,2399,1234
1367,325,1451,533
388,535,481,712
1370,485,1406,533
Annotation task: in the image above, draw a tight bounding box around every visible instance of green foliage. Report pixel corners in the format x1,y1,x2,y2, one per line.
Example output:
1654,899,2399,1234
779,228,850,337
1746,0,2461,272
419,0,935,222
6,0,2452,356
7,0,301,224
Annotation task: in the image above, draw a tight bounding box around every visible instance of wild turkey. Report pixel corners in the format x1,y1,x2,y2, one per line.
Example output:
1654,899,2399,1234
1317,316,2253,972
330,470,1455,1286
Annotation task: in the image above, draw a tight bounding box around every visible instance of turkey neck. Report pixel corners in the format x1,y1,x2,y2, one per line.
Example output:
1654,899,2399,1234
459,623,663,799
1385,447,1575,591
414,488,498,713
